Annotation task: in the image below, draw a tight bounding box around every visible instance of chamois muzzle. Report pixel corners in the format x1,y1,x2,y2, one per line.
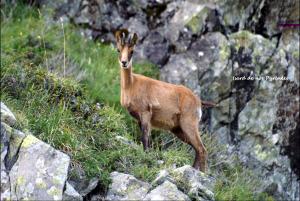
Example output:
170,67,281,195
121,61,128,67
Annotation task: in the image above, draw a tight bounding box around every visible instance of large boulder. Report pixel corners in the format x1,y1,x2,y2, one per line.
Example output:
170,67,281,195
171,165,215,201
135,30,170,66
160,53,200,95
160,29,299,200
161,32,230,100
10,134,70,200
105,172,151,200
158,1,217,53
210,30,278,139
151,166,216,201
144,180,190,201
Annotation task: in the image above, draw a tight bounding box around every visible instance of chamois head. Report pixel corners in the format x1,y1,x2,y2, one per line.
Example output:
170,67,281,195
115,29,138,69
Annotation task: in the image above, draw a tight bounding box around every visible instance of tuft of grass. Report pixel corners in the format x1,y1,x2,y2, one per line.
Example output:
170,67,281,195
213,156,275,201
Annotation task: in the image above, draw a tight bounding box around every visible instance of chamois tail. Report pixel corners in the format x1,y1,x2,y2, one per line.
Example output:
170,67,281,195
201,100,216,108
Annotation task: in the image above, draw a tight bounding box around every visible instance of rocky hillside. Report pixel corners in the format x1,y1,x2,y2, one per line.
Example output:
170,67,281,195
1,0,299,200
1,102,216,201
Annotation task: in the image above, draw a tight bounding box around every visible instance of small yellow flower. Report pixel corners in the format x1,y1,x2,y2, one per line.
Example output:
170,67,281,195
37,35,41,39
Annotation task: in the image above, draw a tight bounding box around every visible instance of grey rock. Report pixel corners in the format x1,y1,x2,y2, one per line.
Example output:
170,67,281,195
185,6,216,35
257,0,298,37
225,31,298,200
159,1,213,52
106,172,151,200
10,134,70,201
135,31,170,66
144,180,190,201
161,32,230,100
1,123,10,170
216,0,255,32
172,165,215,201
214,0,298,37
0,109,25,201
211,97,236,127
161,26,299,199
79,177,99,196
212,126,231,145
161,53,200,96
1,102,16,126
279,31,300,85
63,182,83,201
52,0,81,20
90,194,105,201
151,169,175,187
190,32,231,102
124,17,149,40
1,170,10,201
170,1,204,29
68,165,90,194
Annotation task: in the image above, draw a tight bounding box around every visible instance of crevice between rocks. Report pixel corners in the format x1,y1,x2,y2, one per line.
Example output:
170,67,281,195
288,122,300,179
4,135,25,171
83,180,106,201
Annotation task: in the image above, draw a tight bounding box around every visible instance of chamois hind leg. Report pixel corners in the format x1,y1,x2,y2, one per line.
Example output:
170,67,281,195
179,115,207,172
171,127,188,143
139,112,152,151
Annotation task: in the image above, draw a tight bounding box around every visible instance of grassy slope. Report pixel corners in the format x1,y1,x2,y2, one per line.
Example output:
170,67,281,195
1,3,191,188
0,3,273,200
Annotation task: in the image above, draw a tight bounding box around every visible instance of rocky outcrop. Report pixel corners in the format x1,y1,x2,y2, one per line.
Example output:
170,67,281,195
144,180,190,201
105,172,151,200
9,134,70,200
105,166,215,201
0,102,76,201
161,29,299,200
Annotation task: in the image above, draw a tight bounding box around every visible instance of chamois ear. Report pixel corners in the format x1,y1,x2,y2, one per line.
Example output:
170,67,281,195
130,33,138,46
115,29,129,44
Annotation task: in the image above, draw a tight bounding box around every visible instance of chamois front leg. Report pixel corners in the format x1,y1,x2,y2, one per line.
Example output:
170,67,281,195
140,112,152,151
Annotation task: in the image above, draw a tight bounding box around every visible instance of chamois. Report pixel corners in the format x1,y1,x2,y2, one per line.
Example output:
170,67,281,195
115,29,211,172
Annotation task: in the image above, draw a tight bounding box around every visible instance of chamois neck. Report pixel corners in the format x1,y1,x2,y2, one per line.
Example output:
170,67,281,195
120,66,133,89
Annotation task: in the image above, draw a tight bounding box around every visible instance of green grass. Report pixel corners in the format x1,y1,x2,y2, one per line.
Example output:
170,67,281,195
214,163,274,201
1,3,274,200
0,2,191,188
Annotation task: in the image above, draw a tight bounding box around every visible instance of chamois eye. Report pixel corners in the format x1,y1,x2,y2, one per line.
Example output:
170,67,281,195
117,49,120,53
